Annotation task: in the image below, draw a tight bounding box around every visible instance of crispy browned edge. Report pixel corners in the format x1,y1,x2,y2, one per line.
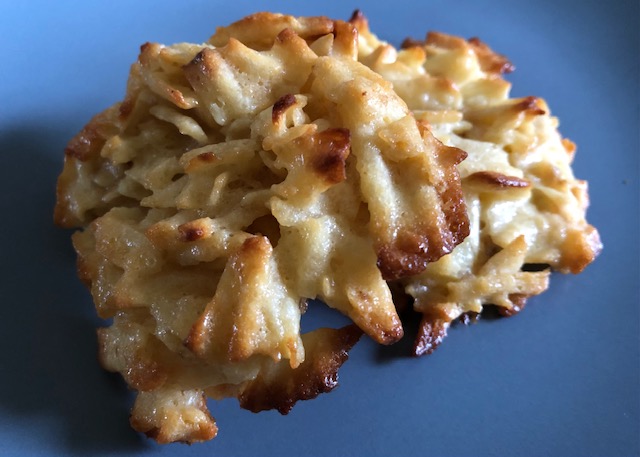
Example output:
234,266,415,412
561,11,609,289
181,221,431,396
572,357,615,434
376,129,469,281
238,325,363,414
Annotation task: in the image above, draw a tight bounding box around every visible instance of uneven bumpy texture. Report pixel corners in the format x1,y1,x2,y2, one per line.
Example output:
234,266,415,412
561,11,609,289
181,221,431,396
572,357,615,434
349,15,601,354
55,11,601,444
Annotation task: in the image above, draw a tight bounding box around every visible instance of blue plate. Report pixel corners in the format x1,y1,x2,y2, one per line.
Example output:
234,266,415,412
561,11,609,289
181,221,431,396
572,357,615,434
1,1,637,456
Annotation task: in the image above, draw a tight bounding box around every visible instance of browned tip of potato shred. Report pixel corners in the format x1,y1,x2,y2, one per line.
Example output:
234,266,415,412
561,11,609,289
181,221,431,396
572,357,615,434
238,325,364,414
55,10,600,444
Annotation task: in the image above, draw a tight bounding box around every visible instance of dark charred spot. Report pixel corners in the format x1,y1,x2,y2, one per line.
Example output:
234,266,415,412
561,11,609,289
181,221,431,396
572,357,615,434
180,228,204,241
377,224,454,281
401,37,425,49
189,49,206,67
349,9,366,23
183,49,214,87
139,42,152,54
309,128,351,184
466,171,531,189
179,225,205,242
377,246,429,281
498,294,529,317
271,94,297,124
413,315,449,357
196,152,217,163
517,96,546,115
238,325,362,414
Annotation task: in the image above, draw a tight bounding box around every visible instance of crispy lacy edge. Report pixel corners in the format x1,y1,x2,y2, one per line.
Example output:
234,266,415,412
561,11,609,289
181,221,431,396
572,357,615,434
238,325,363,414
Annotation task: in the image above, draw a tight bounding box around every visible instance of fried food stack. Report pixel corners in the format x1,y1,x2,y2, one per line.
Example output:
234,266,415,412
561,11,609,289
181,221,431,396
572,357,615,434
55,11,601,443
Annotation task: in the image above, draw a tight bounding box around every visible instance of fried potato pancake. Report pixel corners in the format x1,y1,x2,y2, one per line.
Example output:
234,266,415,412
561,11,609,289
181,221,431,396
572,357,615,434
55,11,600,443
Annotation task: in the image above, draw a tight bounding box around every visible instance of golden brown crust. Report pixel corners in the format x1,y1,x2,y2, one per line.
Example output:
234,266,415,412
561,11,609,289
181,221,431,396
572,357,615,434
413,316,448,357
465,171,531,190
560,225,602,273
238,325,363,414
423,32,515,75
64,112,116,162
303,127,351,185
55,10,601,444
354,20,602,353
400,37,425,50
467,37,515,74
304,58,470,281
498,293,529,317
208,12,335,49
272,93,298,123
374,128,470,281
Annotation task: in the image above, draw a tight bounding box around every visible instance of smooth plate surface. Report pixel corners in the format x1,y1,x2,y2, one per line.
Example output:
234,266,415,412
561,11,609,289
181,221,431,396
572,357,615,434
0,1,638,456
